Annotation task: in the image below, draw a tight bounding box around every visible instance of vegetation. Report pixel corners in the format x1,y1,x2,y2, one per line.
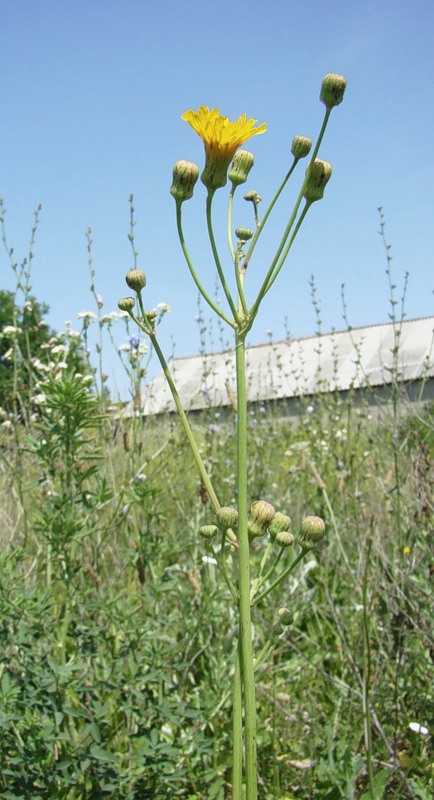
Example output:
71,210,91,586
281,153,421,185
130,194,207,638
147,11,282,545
1,77,432,800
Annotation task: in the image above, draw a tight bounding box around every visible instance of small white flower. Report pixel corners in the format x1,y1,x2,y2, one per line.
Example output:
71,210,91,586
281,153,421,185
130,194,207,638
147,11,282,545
2,325,21,335
1,419,12,429
118,343,131,352
32,393,47,405
51,344,68,354
77,311,97,321
409,722,429,736
201,555,218,566
96,294,103,308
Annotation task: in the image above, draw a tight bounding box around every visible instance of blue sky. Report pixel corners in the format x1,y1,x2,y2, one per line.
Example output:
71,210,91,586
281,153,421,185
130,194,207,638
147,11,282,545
1,0,433,398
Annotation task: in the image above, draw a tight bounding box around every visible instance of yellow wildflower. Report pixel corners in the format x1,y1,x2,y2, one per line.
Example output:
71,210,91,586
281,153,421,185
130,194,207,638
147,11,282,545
181,106,266,190
403,546,411,555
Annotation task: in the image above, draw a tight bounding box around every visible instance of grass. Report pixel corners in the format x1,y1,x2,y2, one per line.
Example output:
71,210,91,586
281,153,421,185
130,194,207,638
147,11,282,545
0,366,433,799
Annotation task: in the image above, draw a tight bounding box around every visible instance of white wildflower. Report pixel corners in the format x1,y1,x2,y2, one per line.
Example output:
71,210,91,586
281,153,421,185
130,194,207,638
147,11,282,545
77,311,97,321
2,325,21,335
409,722,429,736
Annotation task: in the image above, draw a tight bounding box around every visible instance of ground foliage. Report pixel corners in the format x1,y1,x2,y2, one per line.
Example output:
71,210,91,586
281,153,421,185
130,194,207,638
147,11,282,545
1,360,433,798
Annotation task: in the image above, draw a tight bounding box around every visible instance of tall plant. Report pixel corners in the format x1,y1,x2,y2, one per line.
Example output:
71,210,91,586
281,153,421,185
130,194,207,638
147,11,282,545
118,73,347,799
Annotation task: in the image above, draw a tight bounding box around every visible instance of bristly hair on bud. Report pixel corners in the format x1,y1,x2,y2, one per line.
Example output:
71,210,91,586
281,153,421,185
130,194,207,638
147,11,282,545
118,297,135,312
320,73,347,109
291,135,312,160
304,159,332,203
125,269,147,292
229,150,255,187
170,160,199,203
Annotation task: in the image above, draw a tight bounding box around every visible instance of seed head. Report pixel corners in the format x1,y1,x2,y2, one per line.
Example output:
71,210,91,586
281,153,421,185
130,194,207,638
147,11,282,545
170,160,199,203
125,269,146,293
320,73,347,108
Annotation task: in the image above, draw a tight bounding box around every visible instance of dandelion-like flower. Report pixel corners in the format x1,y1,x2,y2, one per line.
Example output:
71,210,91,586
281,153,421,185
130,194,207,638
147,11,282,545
181,106,266,190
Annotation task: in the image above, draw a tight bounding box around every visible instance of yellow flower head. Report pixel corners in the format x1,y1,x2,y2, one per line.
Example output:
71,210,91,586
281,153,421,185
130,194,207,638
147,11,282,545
181,106,266,190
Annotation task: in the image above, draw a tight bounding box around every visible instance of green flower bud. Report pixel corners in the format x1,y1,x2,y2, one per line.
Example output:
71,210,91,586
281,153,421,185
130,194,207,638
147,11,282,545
268,512,292,540
170,160,199,202
216,506,238,532
118,297,135,312
320,73,347,108
304,159,332,203
235,227,254,243
299,515,326,547
277,607,293,627
250,500,275,527
243,189,262,204
199,524,219,540
125,269,146,292
275,530,295,548
248,519,266,540
291,135,312,159
229,150,255,186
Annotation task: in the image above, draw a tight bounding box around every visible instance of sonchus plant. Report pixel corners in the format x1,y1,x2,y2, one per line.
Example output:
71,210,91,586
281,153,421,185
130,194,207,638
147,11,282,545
119,73,347,800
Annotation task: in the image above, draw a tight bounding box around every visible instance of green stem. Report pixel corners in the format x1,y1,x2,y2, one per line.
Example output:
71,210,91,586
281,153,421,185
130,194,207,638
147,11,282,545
232,640,243,800
176,201,236,329
235,329,257,800
250,106,332,318
131,300,220,514
243,157,299,267
362,536,378,800
227,186,236,263
206,190,239,320
251,549,306,607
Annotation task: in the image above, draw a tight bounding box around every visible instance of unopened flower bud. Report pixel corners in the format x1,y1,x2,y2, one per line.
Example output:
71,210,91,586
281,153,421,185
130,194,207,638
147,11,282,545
268,512,292,540
235,227,254,243
304,159,332,203
291,135,312,159
216,506,238,532
299,515,326,547
320,73,347,108
250,500,275,527
275,530,295,548
118,297,135,312
145,310,158,323
229,150,255,186
248,519,266,540
170,160,199,202
244,190,262,205
277,607,293,627
125,269,146,292
199,524,219,540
